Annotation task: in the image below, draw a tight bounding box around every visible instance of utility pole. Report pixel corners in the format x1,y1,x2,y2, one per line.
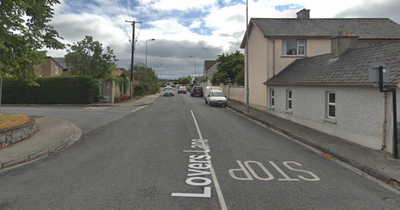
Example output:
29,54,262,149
126,20,142,100
245,0,249,113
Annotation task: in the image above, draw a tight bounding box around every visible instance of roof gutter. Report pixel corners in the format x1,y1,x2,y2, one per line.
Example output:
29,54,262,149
263,83,399,87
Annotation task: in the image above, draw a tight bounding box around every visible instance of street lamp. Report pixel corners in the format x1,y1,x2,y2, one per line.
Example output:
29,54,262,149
157,64,162,83
145,39,155,72
189,56,196,85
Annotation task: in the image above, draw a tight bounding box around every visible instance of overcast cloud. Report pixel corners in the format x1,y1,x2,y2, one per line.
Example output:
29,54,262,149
45,0,400,79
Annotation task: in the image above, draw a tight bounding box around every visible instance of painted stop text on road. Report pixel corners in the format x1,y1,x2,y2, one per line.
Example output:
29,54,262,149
229,160,320,181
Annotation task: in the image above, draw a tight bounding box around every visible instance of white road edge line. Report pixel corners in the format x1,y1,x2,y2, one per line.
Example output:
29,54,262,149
190,110,228,210
131,105,148,112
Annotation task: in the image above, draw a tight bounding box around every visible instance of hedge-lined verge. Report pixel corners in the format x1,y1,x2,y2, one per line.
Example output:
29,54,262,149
2,76,100,104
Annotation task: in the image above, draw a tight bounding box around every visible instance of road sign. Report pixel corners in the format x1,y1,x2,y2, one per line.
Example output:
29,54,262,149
369,63,390,87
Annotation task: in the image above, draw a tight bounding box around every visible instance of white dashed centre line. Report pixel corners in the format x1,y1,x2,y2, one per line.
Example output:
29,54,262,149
190,110,228,210
131,105,148,112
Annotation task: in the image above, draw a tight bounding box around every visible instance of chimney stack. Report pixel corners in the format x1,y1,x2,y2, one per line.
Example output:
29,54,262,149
331,32,359,58
297,9,310,20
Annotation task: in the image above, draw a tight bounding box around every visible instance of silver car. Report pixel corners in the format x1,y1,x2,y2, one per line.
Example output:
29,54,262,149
164,87,174,97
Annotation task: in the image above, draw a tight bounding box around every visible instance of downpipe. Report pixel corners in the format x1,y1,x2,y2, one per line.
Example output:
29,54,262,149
382,92,387,150
379,66,398,159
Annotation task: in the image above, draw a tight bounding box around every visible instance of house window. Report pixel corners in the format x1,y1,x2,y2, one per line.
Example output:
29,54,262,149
327,92,336,118
269,89,275,108
286,90,292,111
55,66,59,75
282,39,306,55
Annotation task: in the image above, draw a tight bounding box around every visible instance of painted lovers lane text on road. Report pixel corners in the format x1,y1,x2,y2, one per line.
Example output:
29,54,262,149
171,139,213,198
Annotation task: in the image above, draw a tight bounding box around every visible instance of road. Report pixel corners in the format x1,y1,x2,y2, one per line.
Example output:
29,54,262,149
0,91,399,209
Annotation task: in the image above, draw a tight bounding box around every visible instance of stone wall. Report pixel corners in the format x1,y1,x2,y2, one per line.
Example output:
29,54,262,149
0,119,35,148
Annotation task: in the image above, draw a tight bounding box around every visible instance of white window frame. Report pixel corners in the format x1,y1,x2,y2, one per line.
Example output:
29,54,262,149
55,65,60,75
286,89,292,112
326,92,336,119
269,88,275,108
282,39,306,56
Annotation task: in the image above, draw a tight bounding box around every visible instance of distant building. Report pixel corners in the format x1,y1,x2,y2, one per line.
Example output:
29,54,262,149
37,57,69,77
203,60,219,86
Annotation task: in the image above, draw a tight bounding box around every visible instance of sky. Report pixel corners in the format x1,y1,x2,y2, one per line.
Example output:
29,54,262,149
46,0,400,79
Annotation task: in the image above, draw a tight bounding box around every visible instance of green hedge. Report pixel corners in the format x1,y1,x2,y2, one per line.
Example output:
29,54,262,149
2,76,100,104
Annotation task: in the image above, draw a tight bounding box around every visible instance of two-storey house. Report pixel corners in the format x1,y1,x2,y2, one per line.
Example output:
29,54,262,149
240,9,400,111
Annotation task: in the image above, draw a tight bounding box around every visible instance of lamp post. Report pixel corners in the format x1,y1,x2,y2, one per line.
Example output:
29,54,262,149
157,64,162,83
245,0,249,113
189,56,196,85
145,39,155,74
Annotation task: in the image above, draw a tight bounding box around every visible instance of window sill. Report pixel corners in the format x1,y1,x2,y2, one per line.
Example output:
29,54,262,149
324,118,337,124
285,110,293,114
268,106,275,110
281,55,307,59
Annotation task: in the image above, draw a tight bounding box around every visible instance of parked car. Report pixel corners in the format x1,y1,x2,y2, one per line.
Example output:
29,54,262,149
178,86,187,94
205,90,227,107
204,86,222,98
164,87,174,97
190,86,203,97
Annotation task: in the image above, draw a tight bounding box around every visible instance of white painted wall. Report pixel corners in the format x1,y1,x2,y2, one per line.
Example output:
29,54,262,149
266,85,395,152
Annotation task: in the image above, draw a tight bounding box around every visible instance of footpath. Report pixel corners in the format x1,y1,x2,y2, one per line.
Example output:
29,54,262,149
1,93,399,192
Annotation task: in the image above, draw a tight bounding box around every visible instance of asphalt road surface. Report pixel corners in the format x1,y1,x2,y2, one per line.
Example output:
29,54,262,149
0,92,399,210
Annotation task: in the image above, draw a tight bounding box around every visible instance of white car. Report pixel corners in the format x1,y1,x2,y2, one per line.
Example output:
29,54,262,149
164,87,174,96
205,90,227,107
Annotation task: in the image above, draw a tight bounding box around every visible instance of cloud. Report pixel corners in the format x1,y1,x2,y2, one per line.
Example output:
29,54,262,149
189,20,202,29
45,0,400,79
150,0,216,11
334,0,400,24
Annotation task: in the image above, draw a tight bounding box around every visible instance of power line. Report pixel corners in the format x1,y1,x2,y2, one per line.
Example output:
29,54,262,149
123,0,132,18
135,0,143,42
115,0,131,41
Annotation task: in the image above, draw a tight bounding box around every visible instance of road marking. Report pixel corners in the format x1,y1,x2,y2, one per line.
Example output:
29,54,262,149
229,160,319,182
190,110,228,210
84,107,109,110
131,105,148,112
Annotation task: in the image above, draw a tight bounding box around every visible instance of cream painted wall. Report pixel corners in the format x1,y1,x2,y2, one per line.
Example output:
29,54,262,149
245,26,268,111
246,34,334,111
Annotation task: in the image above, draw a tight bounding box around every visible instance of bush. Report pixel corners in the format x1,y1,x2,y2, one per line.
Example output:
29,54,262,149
2,76,100,104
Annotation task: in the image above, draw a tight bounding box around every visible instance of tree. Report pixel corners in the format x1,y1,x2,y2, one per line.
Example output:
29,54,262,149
235,68,245,86
0,0,65,84
179,77,191,85
65,36,117,79
132,63,159,96
211,50,244,84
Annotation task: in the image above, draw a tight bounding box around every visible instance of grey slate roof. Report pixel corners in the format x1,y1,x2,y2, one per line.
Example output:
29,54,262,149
204,60,217,71
265,42,400,86
241,18,400,48
252,18,400,38
52,57,68,70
